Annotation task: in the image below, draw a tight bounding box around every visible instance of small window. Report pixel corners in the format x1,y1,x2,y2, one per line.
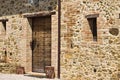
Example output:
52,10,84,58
0,19,8,30
85,14,99,41
87,18,97,41
2,22,6,30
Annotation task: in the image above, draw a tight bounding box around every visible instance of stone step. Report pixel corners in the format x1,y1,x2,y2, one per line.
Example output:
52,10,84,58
25,72,46,78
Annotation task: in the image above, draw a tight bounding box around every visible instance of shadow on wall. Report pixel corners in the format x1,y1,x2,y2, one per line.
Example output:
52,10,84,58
0,0,57,16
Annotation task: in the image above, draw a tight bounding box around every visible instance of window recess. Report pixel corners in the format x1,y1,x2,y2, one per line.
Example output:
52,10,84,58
85,14,99,41
0,19,8,30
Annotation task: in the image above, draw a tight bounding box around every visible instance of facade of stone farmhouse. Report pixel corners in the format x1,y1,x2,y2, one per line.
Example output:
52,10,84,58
0,0,120,80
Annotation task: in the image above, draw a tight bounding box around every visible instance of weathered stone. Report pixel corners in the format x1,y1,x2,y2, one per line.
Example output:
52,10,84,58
109,28,119,36
110,78,119,80
0,63,16,74
61,0,120,80
0,0,119,80
117,73,120,78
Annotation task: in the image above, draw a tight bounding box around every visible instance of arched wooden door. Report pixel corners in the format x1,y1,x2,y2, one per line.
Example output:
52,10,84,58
32,16,51,73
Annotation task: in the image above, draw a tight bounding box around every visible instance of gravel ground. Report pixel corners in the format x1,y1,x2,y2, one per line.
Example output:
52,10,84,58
0,74,60,80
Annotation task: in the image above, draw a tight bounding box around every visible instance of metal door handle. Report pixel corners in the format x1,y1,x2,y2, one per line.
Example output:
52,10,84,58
30,39,36,51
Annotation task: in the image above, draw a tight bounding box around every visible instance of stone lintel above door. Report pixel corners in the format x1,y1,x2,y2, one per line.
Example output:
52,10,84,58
23,11,56,18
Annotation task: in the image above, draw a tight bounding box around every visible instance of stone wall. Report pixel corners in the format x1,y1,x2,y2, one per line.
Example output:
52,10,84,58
61,0,120,80
0,0,120,80
0,15,29,72
0,0,58,76
0,63,16,74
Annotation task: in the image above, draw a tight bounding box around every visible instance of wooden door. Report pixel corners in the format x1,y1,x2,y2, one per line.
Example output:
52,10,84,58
32,16,51,73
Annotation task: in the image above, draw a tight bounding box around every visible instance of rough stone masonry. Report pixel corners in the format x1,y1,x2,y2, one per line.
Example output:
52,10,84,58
0,0,58,77
0,0,120,80
61,0,120,80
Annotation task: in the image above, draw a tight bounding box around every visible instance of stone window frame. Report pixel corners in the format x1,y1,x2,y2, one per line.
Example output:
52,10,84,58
23,11,56,18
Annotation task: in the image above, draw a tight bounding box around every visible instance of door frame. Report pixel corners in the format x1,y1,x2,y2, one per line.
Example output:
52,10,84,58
23,11,60,78
31,16,52,73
